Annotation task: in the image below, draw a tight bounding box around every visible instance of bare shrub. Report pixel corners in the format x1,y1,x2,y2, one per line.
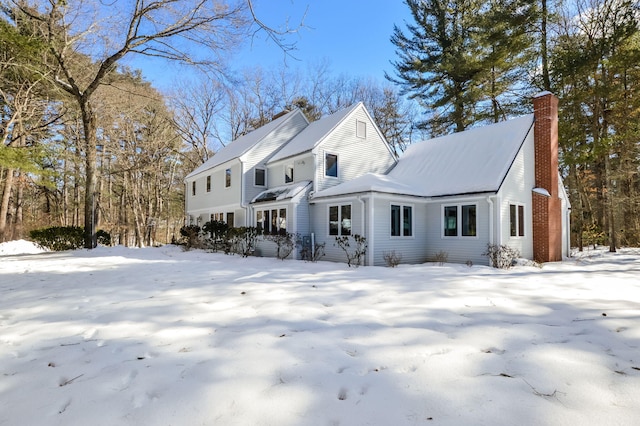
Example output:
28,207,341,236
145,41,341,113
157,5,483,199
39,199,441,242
334,234,367,267
383,250,402,267
432,250,448,266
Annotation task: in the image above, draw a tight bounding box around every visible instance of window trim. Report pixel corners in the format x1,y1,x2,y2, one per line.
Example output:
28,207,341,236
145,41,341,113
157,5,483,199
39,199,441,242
255,206,287,235
225,168,231,188
254,168,266,187
509,203,525,237
441,203,478,238
325,152,338,178
356,119,367,139
285,164,294,183
328,203,352,236
206,175,211,192
390,203,414,238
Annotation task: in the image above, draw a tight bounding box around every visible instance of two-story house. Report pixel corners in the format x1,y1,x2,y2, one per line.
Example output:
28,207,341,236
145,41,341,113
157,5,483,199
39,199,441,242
185,93,571,266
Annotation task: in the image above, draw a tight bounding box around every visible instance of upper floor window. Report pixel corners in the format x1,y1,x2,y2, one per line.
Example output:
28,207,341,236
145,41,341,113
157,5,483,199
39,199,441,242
206,175,211,192
356,120,366,139
285,164,294,183
329,204,351,236
225,168,231,188
443,204,477,237
391,204,413,237
255,168,266,186
325,153,338,177
510,204,525,237
191,181,196,196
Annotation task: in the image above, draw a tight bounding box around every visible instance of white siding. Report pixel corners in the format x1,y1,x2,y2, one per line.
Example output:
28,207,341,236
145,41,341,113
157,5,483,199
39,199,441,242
496,130,535,259
369,196,429,266
242,113,309,206
186,161,242,216
266,154,315,187
309,199,366,264
423,197,492,266
314,107,396,192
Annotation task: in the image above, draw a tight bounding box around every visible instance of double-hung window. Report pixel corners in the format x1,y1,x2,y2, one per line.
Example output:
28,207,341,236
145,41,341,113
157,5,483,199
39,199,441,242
255,168,265,187
510,204,525,237
329,204,351,236
443,204,477,237
391,204,413,237
285,164,294,183
325,153,338,177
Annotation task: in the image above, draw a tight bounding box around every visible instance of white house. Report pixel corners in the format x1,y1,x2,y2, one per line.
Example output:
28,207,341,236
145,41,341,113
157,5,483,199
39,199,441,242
185,93,571,266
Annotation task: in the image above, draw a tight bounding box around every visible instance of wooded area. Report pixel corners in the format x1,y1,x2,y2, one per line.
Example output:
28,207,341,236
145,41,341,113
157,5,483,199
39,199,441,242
1,0,639,250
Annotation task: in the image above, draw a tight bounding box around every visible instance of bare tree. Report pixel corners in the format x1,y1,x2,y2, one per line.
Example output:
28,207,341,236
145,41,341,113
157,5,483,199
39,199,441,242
5,0,299,248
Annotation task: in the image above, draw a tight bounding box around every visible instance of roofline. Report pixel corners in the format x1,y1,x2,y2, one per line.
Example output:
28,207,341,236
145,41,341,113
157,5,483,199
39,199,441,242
185,109,305,179
311,187,499,202
494,116,535,193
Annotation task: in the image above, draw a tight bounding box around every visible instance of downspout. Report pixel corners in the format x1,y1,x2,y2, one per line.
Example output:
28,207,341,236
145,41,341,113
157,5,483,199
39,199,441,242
486,196,494,246
368,193,375,266
239,159,249,227
356,195,367,265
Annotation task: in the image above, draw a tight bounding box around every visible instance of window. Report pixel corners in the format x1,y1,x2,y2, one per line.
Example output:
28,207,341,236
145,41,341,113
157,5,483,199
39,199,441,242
255,168,265,186
191,181,196,196
285,164,294,183
206,175,211,192
510,204,525,237
256,208,286,234
443,204,477,237
211,212,224,222
225,168,231,188
226,212,234,227
325,153,338,177
356,120,366,138
329,204,351,236
391,204,413,237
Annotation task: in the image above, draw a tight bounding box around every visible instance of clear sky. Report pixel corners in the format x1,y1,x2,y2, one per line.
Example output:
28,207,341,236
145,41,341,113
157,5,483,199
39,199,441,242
131,0,412,90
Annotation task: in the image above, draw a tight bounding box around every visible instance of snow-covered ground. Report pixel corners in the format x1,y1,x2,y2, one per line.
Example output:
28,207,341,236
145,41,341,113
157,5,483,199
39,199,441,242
1,240,639,426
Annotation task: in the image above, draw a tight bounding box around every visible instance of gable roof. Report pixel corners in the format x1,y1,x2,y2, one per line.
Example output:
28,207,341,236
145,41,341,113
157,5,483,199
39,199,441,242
312,114,535,199
185,109,305,179
268,103,362,163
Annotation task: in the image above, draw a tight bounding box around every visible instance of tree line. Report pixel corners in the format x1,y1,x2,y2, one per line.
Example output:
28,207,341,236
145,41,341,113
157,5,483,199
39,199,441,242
389,0,640,251
2,0,639,250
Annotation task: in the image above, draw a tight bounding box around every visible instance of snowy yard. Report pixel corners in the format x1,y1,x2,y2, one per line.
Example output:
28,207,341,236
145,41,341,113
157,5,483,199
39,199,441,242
1,241,639,426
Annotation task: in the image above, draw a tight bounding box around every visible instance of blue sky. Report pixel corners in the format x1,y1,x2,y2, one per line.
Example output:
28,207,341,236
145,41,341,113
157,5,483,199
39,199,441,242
131,1,411,90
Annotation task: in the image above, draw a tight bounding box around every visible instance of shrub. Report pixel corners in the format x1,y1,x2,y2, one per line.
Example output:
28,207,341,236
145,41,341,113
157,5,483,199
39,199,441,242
264,230,296,260
334,234,367,267
431,250,448,266
383,250,402,267
179,225,202,250
230,226,259,257
29,226,84,251
96,229,111,246
483,243,520,269
298,238,326,262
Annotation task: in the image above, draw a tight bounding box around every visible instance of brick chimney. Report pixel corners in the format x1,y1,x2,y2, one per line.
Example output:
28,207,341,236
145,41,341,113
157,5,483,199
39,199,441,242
532,92,562,262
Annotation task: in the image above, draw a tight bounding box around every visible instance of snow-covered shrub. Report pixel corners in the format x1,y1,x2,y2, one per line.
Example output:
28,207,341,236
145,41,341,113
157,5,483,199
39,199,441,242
383,250,402,267
179,225,202,250
334,234,367,267
230,227,259,257
483,243,520,269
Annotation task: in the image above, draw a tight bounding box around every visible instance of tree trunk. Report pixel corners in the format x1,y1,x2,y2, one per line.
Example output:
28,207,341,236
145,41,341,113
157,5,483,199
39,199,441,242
0,168,15,242
80,100,98,249
12,173,24,240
